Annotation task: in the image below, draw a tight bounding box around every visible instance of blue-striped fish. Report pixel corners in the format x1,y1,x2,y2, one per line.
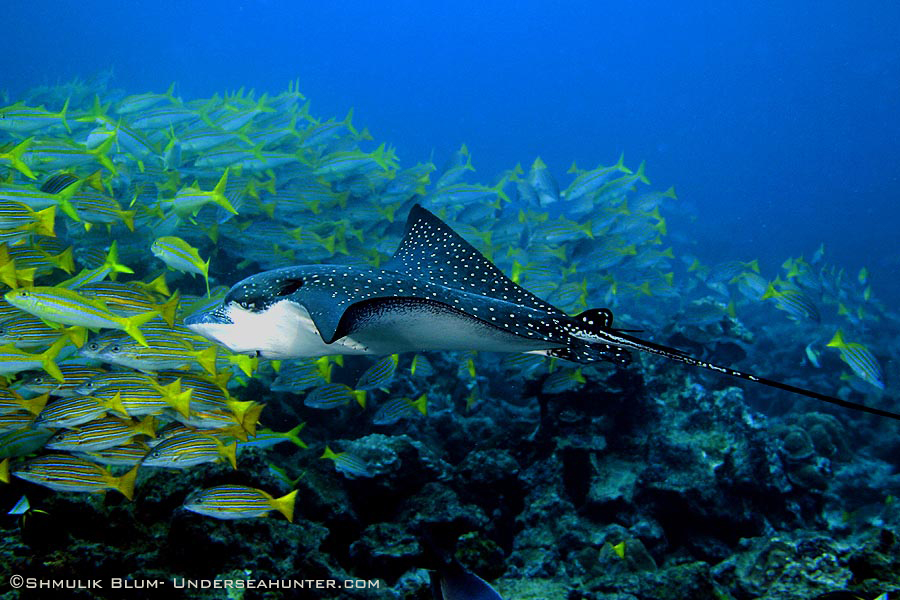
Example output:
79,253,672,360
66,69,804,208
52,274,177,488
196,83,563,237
762,281,820,322
0,337,68,382
321,445,373,479
91,380,192,419
46,415,156,452
0,427,55,459
270,359,326,392
11,453,138,500
304,383,364,410
409,354,435,378
0,313,86,348
142,430,237,469
89,336,218,375
4,287,156,347
74,442,151,467
151,236,211,296
73,371,162,396
238,423,307,451
0,411,37,432
182,485,296,521
0,389,48,415
542,368,586,395
827,330,884,390
15,363,107,397
35,393,129,429
372,394,427,425
164,170,236,218
0,99,70,134
77,282,177,327
355,354,399,390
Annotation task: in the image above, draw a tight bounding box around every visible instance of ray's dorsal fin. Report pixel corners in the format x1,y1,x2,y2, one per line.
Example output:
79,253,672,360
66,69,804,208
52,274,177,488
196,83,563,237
384,204,564,315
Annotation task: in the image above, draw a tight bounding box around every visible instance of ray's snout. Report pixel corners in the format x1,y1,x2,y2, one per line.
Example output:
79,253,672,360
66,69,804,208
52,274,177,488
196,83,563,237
184,306,232,327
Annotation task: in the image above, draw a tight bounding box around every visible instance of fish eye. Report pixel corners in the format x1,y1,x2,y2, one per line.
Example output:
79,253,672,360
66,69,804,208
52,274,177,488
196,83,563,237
33,376,44,384
111,345,121,353
89,342,100,351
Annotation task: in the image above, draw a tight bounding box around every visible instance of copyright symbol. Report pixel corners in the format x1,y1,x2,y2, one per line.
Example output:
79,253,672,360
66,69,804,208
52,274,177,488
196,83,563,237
9,574,23,588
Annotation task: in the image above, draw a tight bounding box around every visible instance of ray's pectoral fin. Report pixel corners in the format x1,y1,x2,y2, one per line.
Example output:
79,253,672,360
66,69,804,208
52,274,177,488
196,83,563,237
298,288,354,345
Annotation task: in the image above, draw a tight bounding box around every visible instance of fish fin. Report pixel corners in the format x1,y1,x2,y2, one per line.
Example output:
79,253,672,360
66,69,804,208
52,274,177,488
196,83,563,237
195,346,218,375
221,441,237,470
122,311,157,347
382,204,565,315
116,464,139,501
271,489,297,522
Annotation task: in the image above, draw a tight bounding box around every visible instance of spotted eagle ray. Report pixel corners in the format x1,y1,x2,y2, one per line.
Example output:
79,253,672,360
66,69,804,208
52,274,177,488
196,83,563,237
185,204,900,421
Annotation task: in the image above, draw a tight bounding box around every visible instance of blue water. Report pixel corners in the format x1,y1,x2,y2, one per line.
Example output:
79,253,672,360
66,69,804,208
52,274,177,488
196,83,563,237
6,1,900,293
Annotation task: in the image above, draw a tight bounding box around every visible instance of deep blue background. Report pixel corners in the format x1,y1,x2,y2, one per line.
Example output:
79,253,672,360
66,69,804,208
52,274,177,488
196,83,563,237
5,1,899,293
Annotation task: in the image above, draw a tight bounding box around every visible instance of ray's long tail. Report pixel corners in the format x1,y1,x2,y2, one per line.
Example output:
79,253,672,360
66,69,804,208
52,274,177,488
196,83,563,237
566,308,900,422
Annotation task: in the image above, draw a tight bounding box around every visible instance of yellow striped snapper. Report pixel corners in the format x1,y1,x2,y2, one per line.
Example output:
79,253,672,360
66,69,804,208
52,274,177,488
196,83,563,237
34,393,129,429
0,245,37,289
355,354,399,390
5,241,74,275
0,99,70,134
0,199,56,234
129,104,198,130
11,453,138,500
0,427,54,459
172,399,262,436
163,170,236,218
58,243,135,288
23,135,117,175
74,442,151,467
14,363,107,397
0,410,37,432
86,335,218,374
0,172,87,222
77,282,177,326
237,423,307,451
156,370,232,407
142,430,237,469
0,389,48,415
321,445,373,479
151,236,211,295
182,485,296,522
4,287,156,347
827,330,884,390
0,337,68,382
90,379,192,419
73,370,167,396
372,394,427,426
0,313,87,348
71,187,135,231
177,127,252,154
115,83,178,115
270,359,328,392
562,153,632,204
304,383,366,410
46,415,156,452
